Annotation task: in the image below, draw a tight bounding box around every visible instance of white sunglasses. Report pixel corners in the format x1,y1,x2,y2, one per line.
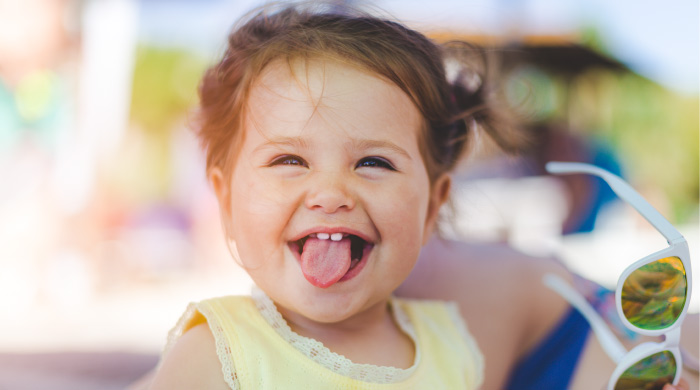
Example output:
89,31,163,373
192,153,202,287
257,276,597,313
544,161,694,390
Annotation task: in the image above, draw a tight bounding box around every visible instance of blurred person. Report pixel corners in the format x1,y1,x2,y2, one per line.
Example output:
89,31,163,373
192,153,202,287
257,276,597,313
135,2,697,390
527,123,625,235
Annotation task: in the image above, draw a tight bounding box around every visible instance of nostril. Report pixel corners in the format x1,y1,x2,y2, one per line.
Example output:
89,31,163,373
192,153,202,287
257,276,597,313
305,185,355,213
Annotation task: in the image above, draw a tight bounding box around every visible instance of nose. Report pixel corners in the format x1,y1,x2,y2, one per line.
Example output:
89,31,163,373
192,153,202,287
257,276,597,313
304,172,356,213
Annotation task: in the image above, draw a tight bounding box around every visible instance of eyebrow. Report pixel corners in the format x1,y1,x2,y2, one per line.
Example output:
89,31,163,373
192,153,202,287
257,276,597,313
253,137,412,160
253,137,309,153
352,139,412,160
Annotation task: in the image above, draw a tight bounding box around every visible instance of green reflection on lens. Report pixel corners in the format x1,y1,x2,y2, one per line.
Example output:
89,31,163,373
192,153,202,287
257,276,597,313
621,256,686,330
614,351,676,390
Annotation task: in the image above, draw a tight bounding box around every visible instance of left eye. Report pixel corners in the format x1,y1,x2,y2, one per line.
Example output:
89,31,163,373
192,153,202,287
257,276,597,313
269,154,308,167
356,157,396,170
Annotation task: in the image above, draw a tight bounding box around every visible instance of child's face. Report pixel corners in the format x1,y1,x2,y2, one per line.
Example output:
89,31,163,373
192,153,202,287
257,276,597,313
211,59,449,323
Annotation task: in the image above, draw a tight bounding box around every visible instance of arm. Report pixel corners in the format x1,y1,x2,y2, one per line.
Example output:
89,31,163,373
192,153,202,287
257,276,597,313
148,324,230,390
126,370,154,390
681,313,699,372
679,314,698,388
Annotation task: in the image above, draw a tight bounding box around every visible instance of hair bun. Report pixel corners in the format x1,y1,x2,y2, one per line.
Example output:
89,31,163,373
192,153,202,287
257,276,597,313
443,43,526,157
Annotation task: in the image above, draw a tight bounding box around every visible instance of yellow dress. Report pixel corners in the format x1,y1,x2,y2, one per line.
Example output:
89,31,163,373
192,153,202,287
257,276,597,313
163,289,484,389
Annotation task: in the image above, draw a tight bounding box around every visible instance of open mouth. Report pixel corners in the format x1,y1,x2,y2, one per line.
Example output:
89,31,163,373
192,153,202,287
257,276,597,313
288,232,374,288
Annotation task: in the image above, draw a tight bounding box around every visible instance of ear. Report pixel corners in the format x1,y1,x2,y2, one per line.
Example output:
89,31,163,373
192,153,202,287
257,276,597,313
422,173,451,245
209,167,233,238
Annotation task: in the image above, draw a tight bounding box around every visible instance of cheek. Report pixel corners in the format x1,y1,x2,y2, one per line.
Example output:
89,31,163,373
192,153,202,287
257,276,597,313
229,163,290,218
375,184,426,286
226,168,294,264
375,179,430,242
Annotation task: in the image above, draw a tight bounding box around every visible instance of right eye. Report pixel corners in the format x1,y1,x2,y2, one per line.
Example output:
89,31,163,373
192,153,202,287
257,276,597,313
269,155,307,167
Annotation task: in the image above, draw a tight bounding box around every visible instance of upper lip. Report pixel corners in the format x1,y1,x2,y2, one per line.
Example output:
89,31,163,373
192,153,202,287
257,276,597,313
289,226,375,244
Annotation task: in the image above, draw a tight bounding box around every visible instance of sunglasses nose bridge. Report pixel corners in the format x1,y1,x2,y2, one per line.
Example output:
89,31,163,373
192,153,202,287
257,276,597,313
663,327,681,348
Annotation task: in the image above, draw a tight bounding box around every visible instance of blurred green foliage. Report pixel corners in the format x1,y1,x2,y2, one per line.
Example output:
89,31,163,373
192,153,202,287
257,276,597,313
125,45,208,201
130,45,207,136
518,64,699,223
572,70,698,223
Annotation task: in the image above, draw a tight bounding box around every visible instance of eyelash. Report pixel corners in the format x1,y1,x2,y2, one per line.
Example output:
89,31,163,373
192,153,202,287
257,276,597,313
269,155,307,167
268,155,396,171
356,157,396,171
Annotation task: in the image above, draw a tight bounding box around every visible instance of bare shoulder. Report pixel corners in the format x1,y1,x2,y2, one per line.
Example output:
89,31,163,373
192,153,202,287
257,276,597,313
148,323,229,390
397,237,573,389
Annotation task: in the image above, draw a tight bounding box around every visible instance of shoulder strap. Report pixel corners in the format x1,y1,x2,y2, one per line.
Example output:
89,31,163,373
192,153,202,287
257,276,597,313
394,298,485,389
160,297,248,390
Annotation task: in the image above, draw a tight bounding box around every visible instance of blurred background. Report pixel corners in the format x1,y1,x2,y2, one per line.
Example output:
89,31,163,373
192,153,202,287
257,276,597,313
0,0,697,388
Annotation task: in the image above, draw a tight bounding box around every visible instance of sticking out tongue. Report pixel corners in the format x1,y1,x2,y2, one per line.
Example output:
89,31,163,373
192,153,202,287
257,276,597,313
300,237,352,288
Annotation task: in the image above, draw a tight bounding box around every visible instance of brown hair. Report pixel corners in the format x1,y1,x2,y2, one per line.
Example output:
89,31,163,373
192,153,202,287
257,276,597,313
196,2,520,185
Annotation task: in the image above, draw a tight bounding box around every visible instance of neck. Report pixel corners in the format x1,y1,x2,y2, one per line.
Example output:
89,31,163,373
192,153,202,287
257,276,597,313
276,297,415,368
278,297,391,338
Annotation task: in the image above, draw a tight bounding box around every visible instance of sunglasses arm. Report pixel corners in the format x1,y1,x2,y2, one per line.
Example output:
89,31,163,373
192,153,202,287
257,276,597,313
543,273,627,363
545,162,684,245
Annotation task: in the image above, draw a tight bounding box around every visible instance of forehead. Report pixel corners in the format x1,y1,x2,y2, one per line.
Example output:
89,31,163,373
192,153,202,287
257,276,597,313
244,59,423,140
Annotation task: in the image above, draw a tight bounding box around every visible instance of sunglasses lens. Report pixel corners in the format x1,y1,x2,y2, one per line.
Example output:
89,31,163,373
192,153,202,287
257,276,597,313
621,256,686,330
613,351,676,390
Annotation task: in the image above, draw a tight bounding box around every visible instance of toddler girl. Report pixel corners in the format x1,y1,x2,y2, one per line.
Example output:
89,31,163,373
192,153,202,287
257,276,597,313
149,2,517,389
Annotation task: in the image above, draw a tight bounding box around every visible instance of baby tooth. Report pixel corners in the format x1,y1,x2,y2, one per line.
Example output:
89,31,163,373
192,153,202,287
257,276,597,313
317,233,330,240
330,233,343,241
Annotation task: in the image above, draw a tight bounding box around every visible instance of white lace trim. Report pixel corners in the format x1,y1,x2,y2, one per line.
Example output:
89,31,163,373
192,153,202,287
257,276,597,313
197,304,240,390
445,301,485,388
251,288,421,383
161,303,240,390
